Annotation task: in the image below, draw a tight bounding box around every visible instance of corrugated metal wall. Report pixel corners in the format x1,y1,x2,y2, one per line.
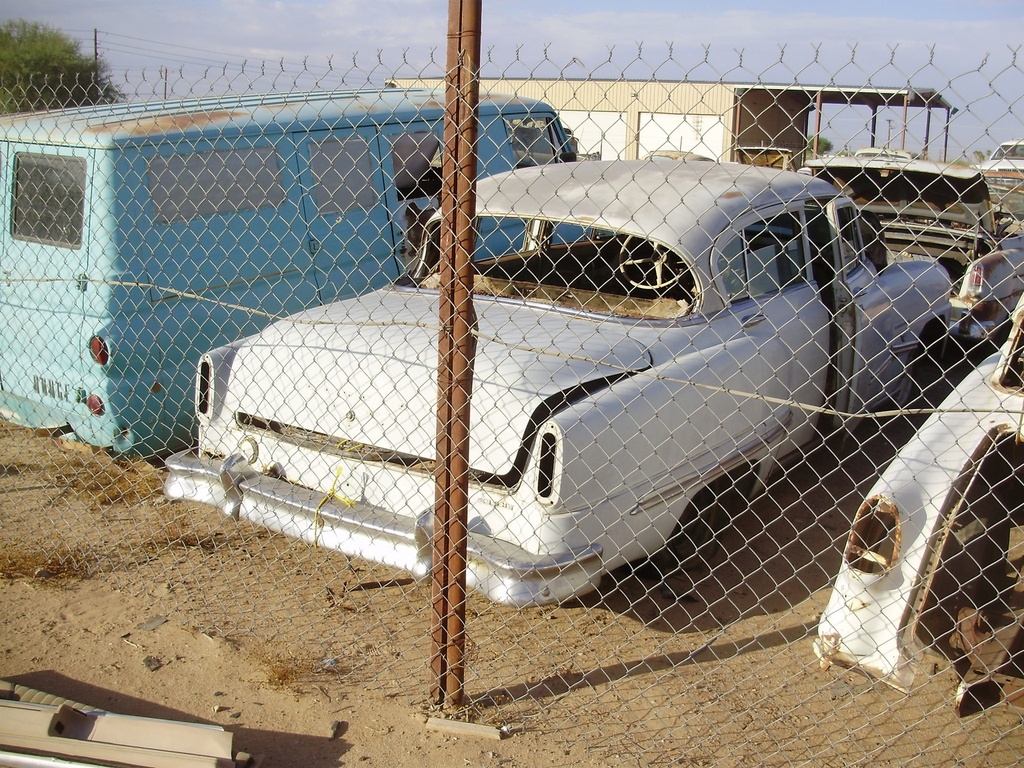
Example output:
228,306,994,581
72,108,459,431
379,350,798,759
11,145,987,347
392,78,739,160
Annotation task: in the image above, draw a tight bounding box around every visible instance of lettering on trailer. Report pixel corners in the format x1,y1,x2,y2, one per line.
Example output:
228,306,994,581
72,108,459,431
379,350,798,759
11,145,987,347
33,376,74,403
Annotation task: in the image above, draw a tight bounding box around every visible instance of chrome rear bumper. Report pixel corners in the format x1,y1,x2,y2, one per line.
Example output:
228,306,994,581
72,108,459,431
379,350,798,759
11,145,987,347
164,450,604,605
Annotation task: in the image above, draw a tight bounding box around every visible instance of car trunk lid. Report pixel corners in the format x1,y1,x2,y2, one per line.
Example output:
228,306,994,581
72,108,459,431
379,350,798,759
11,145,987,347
224,287,653,476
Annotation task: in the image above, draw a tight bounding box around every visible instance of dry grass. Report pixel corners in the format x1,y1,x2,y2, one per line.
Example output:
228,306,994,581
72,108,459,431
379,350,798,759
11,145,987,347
61,455,164,507
247,645,322,688
142,513,227,554
0,543,97,584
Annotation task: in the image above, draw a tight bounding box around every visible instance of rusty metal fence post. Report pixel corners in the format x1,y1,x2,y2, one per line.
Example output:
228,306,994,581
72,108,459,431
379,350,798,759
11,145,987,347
430,0,482,709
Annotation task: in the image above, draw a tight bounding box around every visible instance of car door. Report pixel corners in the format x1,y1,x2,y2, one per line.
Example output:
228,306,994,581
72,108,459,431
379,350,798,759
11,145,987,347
297,126,394,303
0,148,92,429
713,206,831,447
807,200,904,416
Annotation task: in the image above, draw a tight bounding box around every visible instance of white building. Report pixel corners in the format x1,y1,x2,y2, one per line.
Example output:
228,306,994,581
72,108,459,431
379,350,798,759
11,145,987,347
392,77,955,164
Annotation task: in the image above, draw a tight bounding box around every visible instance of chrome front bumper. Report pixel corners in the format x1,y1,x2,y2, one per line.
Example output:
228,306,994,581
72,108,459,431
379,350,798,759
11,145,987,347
163,450,604,606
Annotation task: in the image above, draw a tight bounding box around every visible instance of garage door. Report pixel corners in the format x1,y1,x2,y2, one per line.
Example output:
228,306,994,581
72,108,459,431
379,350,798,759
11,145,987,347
638,113,726,160
557,110,630,160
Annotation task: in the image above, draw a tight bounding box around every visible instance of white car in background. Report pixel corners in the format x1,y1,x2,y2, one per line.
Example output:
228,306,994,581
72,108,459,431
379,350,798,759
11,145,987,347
816,293,1024,716
164,158,951,606
975,138,1024,174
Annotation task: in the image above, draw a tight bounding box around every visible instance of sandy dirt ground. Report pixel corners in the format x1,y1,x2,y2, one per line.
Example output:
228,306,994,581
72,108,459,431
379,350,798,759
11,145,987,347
2,577,599,767
2,352,1023,767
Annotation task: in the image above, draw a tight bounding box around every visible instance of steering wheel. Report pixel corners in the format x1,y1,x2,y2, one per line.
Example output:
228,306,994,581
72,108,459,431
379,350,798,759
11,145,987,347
616,235,684,291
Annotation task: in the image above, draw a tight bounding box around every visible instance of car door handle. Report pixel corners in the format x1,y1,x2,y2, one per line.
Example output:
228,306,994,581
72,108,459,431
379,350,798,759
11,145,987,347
741,313,766,328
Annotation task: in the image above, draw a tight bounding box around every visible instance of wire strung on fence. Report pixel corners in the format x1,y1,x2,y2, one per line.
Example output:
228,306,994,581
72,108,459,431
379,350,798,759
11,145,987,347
1,43,1023,767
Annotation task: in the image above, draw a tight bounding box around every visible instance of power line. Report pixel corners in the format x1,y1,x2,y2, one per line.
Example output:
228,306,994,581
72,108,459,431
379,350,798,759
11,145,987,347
100,43,245,70
96,30,254,65
62,27,288,72
61,27,251,64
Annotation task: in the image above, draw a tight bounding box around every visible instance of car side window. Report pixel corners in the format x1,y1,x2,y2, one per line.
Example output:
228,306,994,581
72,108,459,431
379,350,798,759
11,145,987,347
390,131,442,200
507,117,559,168
834,203,864,276
309,134,378,215
716,211,807,302
13,153,87,248
718,236,747,298
148,146,286,226
804,202,839,287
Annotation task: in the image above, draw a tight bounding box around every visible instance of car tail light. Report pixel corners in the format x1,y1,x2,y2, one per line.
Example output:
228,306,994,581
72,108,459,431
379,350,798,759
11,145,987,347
197,359,212,417
845,495,901,575
964,264,985,299
536,430,558,502
85,394,105,416
89,335,110,366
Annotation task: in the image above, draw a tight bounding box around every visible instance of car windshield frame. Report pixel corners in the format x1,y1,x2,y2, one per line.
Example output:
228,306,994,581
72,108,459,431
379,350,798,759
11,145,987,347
993,142,1024,161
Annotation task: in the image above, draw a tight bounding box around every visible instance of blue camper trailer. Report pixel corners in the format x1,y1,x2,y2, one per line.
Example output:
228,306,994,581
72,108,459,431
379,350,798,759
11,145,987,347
0,88,574,456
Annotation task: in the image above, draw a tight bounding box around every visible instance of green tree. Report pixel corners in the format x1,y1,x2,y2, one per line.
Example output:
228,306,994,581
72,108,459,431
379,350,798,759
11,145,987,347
809,135,833,156
0,20,122,113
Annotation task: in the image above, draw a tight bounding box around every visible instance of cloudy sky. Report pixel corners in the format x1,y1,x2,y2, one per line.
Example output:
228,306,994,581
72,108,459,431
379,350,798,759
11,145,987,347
3,1,1023,155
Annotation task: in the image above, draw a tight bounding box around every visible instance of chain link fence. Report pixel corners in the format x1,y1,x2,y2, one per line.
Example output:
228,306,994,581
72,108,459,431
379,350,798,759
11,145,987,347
2,44,1024,766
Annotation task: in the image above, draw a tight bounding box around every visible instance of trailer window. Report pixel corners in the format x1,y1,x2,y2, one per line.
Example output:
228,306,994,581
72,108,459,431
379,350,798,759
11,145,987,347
148,146,287,225
12,153,86,248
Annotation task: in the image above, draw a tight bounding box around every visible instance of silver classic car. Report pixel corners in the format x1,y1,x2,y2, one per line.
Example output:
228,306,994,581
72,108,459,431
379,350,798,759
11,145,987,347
165,158,951,605
816,294,1024,716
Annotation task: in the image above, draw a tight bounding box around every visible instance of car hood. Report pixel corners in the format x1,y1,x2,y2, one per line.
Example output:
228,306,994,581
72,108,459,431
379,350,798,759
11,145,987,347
222,287,654,477
806,160,994,253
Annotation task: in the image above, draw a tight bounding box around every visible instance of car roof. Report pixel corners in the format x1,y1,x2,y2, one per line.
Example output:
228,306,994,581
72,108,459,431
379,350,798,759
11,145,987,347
475,157,840,257
804,154,982,180
0,88,546,148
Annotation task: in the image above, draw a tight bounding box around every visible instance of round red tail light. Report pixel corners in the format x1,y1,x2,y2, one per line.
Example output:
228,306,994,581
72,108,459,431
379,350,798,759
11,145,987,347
85,394,105,416
89,336,110,366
